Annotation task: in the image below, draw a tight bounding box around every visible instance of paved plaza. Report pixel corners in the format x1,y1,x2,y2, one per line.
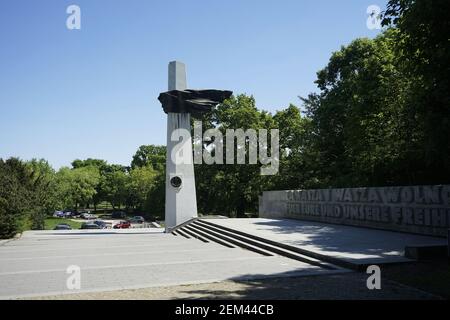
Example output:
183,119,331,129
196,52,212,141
1,218,446,299
0,227,346,299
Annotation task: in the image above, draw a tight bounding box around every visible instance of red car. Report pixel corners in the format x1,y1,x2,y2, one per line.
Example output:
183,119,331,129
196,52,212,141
113,221,131,229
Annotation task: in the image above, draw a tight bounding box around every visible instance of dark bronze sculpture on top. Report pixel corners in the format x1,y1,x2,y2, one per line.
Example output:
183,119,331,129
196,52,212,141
158,89,233,117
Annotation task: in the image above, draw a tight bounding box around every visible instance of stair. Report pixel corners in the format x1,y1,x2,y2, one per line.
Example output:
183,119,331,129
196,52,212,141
171,218,341,270
185,223,273,256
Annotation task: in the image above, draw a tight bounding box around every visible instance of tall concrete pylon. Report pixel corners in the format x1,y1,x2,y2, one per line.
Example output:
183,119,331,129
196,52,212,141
164,61,198,232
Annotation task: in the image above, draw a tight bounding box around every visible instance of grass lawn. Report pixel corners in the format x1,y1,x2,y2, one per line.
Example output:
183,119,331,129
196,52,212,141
44,217,82,230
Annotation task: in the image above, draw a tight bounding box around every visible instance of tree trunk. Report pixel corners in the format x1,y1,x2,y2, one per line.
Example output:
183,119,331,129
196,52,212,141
236,200,246,218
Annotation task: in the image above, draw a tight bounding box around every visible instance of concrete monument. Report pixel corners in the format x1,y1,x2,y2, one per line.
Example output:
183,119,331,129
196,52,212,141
159,61,232,232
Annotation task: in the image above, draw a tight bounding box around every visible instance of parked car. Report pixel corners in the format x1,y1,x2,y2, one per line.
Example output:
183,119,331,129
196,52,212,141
53,211,65,218
63,209,76,216
113,221,131,229
54,224,72,230
80,222,101,229
80,213,97,220
111,211,127,219
68,211,80,218
93,220,108,229
130,216,145,224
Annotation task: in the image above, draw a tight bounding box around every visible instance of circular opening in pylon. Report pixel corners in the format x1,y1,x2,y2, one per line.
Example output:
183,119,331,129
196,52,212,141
170,176,182,188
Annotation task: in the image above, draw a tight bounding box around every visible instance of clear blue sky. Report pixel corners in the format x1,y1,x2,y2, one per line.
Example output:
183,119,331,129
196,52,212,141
0,0,386,169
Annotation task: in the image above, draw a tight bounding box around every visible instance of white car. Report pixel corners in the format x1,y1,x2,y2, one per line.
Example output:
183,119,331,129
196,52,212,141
81,213,97,220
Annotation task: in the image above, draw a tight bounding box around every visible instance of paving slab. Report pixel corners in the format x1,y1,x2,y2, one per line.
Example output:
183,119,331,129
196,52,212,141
0,229,346,299
204,218,447,266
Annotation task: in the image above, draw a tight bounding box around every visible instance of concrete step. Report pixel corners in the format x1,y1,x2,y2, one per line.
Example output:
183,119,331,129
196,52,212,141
186,223,274,257
174,223,270,255
173,228,191,239
178,226,209,243
195,219,339,270
192,221,338,269
182,224,236,248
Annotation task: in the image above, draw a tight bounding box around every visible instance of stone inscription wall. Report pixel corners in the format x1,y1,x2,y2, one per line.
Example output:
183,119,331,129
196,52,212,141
259,185,450,237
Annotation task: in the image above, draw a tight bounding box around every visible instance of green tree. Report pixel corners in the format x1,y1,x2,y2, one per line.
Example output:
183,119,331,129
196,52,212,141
56,166,100,212
382,0,450,183
271,104,317,189
26,159,58,230
195,94,276,217
100,164,129,210
71,159,108,212
143,171,165,219
302,30,414,187
128,165,158,211
131,145,166,170
72,158,107,169
0,158,33,238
